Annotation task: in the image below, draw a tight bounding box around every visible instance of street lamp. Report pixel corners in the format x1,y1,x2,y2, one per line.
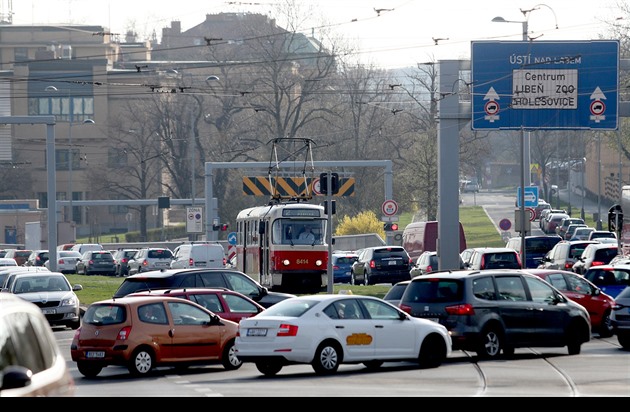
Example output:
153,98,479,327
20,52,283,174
45,85,95,225
492,4,559,188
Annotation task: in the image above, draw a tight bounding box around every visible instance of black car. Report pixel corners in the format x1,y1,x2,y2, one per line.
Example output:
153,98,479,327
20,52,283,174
398,269,591,359
112,268,295,308
350,246,412,286
505,235,562,269
112,249,139,277
75,251,116,276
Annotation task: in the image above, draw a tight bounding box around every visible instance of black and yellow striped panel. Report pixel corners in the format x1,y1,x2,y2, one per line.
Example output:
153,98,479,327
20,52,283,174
242,177,355,197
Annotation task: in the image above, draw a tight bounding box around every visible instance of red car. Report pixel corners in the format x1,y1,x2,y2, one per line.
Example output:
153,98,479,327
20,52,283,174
128,288,265,324
525,268,615,337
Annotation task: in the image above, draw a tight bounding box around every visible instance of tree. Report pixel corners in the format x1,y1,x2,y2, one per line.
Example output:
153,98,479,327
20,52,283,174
335,210,385,239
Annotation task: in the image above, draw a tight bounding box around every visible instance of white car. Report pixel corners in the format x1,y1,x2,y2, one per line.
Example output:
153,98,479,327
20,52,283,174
45,250,82,274
235,294,452,376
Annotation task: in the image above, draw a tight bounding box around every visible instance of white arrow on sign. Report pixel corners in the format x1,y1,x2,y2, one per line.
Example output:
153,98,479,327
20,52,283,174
523,192,537,203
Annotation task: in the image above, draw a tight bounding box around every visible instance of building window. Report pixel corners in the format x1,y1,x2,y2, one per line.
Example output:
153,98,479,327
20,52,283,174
14,47,29,62
108,148,128,168
56,148,81,171
28,96,94,122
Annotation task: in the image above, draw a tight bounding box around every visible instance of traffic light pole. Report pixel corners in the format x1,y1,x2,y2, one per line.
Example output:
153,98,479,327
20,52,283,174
326,171,334,294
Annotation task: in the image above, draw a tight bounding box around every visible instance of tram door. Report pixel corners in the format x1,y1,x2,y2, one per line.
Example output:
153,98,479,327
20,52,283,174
259,219,271,287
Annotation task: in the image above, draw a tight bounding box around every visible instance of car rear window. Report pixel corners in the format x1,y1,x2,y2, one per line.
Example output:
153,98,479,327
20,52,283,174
594,248,619,262
482,252,520,269
148,249,173,259
335,256,357,265
404,279,463,303
569,245,590,259
84,304,126,325
526,238,561,252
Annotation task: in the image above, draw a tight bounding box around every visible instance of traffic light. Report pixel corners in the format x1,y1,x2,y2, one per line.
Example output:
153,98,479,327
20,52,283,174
220,224,229,231
319,172,339,195
383,223,399,231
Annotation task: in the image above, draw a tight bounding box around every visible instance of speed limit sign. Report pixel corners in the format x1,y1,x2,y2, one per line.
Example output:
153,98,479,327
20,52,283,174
382,200,398,216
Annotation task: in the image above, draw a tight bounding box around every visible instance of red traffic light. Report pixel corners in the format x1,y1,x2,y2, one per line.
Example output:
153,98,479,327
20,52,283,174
220,224,229,231
391,223,399,231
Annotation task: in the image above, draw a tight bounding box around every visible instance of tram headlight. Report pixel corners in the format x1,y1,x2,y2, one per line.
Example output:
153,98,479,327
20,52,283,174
283,259,290,266
315,260,323,267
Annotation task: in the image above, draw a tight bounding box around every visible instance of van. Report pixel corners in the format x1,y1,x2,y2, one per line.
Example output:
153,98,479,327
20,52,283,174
170,242,226,269
402,221,467,261
505,235,562,269
70,243,103,254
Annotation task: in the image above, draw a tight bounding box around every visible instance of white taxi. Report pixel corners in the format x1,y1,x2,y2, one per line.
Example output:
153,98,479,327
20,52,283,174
235,294,452,376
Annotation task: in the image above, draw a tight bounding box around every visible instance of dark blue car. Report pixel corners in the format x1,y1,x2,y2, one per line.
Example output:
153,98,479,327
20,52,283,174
506,235,563,269
331,252,358,284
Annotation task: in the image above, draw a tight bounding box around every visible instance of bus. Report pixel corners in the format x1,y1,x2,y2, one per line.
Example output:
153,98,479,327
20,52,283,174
235,202,328,294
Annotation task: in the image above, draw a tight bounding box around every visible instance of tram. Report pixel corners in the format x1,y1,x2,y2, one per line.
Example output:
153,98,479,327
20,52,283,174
235,201,328,294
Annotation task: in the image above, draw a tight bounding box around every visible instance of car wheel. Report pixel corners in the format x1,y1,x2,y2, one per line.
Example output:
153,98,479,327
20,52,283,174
128,347,154,376
312,341,341,375
598,311,614,338
350,272,357,286
221,340,242,370
417,334,447,369
70,319,81,330
255,361,283,376
476,326,502,359
618,332,630,350
566,325,583,355
77,361,102,378
363,360,384,370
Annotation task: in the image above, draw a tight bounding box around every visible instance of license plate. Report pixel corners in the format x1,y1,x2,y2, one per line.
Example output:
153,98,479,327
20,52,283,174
247,328,267,337
389,260,397,265
86,351,105,359
156,262,169,267
42,308,56,315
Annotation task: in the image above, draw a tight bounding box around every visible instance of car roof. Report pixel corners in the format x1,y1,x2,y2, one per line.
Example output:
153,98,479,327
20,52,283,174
96,295,196,306
129,287,234,296
124,268,240,279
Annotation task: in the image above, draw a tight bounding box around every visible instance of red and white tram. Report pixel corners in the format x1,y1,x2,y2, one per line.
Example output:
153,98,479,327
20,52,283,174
235,202,328,294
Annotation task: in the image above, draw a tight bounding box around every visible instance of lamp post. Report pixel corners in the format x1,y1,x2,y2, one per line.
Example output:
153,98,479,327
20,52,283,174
180,73,219,241
45,85,94,225
492,5,559,189
581,157,586,220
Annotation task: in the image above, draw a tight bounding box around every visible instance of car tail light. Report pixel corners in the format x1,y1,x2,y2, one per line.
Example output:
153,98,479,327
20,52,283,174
333,265,340,270
188,258,194,267
445,303,475,316
564,262,574,269
427,265,433,272
591,261,605,267
277,324,298,337
142,260,148,267
516,254,523,268
369,260,376,268
58,259,65,264
399,304,412,314
122,258,129,264
89,260,95,265
223,257,227,266
117,326,132,340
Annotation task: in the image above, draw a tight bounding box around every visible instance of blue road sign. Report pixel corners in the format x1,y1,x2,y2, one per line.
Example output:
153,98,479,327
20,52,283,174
471,41,619,130
228,232,237,245
517,186,539,208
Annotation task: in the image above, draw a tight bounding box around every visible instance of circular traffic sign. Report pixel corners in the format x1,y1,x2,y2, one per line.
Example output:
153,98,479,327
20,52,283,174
484,100,500,115
590,99,605,116
312,178,322,195
382,200,398,216
526,207,536,222
499,218,511,231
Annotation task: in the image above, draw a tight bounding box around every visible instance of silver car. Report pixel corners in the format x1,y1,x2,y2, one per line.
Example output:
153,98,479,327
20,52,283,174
45,250,82,274
8,272,83,330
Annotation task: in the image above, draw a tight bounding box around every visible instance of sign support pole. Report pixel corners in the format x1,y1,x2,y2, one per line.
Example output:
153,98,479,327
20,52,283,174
326,171,334,294
520,127,527,267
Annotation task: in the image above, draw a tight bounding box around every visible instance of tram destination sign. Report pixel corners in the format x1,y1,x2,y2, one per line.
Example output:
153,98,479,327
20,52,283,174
471,40,619,130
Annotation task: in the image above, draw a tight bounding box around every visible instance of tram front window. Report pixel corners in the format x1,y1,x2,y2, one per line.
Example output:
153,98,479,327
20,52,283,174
274,220,325,245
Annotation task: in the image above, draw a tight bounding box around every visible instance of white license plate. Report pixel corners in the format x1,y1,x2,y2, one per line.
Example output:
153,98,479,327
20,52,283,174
86,351,105,358
247,328,267,337
388,261,397,265
156,262,169,267
42,308,56,315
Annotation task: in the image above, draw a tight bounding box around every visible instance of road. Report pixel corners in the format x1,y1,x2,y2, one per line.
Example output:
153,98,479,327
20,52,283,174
53,326,629,397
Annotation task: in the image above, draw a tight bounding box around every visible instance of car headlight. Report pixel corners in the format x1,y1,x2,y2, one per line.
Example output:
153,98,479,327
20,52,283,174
61,296,78,307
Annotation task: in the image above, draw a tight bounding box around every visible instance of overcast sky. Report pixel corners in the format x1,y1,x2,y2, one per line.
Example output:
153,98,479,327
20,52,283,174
8,0,625,69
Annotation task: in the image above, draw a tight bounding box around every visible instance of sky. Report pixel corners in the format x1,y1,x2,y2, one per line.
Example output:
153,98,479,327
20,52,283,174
7,0,625,69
